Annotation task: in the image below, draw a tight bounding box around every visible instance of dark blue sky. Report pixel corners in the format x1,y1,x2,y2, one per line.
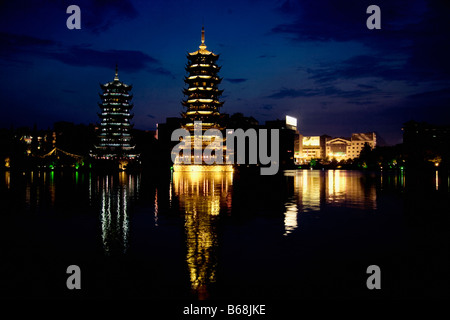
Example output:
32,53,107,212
1,0,449,145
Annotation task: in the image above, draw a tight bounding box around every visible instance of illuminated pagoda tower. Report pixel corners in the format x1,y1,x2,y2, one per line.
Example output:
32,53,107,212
174,27,233,172
92,66,137,162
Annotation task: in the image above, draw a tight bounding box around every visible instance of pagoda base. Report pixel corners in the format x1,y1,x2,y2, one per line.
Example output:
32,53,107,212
172,164,234,172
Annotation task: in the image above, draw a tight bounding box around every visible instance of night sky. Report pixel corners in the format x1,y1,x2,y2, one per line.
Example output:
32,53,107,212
1,0,449,145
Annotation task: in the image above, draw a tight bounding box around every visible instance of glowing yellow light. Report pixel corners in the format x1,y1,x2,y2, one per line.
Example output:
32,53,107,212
187,99,214,103
173,164,234,173
172,169,233,299
186,111,213,115
286,115,297,127
188,87,213,91
188,75,212,80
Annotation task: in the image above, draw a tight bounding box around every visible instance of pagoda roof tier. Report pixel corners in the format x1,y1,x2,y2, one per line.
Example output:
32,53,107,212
183,122,225,130
183,87,223,95
97,112,134,118
183,105,223,111
100,81,132,91
182,115,223,122
98,102,134,108
184,77,222,85
100,122,133,126
99,100,133,105
183,96,223,102
185,70,220,77
185,64,221,73
181,111,221,117
182,102,221,109
186,62,220,68
183,109,223,115
183,93,223,99
187,51,219,59
100,92,133,98
184,75,221,81
182,99,224,106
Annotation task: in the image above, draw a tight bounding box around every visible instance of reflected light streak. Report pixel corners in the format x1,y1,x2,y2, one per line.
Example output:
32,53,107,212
173,170,233,300
283,200,298,236
5,171,10,189
97,173,138,255
284,169,377,227
49,171,55,206
436,170,439,191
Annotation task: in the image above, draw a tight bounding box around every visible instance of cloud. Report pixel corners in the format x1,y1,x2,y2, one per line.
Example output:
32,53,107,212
272,0,424,47
408,87,450,100
147,114,155,119
48,47,160,73
260,104,274,110
267,85,379,100
306,54,417,84
0,32,173,76
225,78,248,84
0,32,56,60
273,0,450,83
357,84,377,90
267,88,314,99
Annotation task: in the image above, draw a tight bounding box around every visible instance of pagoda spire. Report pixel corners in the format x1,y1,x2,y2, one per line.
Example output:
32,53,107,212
199,26,207,51
114,64,119,81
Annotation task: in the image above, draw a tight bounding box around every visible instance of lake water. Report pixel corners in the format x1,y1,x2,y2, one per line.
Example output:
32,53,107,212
1,169,449,300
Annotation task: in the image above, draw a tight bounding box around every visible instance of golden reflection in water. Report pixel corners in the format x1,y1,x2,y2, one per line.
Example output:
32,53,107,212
283,170,377,235
436,170,439,191
326,170,376,209
173,170,233,300
283,200,298,236
5,171,10,189
98,172,138,255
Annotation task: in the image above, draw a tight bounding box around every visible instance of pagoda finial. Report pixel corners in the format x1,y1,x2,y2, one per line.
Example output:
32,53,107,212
114,64,119,81
199,25,207,51
202,25,205,44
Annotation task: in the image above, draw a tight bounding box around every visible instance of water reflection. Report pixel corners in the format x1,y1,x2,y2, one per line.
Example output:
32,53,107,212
436,170,439,191
94,172,140,255
283,198,298,236
172,171,233,300
283,170,378,236
49,171,55,205
154,188,159,227
5,171,10,189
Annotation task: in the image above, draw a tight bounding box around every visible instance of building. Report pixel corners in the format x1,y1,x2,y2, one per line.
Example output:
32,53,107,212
156,117,184,166
298,136,321,163
402,120,450,167
173,27,231,171
325,132,376,160
348,133,376,159
325,137,352,161
92,66,137,160
265,115,299,167
295,132,376,163
402,121,450,148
